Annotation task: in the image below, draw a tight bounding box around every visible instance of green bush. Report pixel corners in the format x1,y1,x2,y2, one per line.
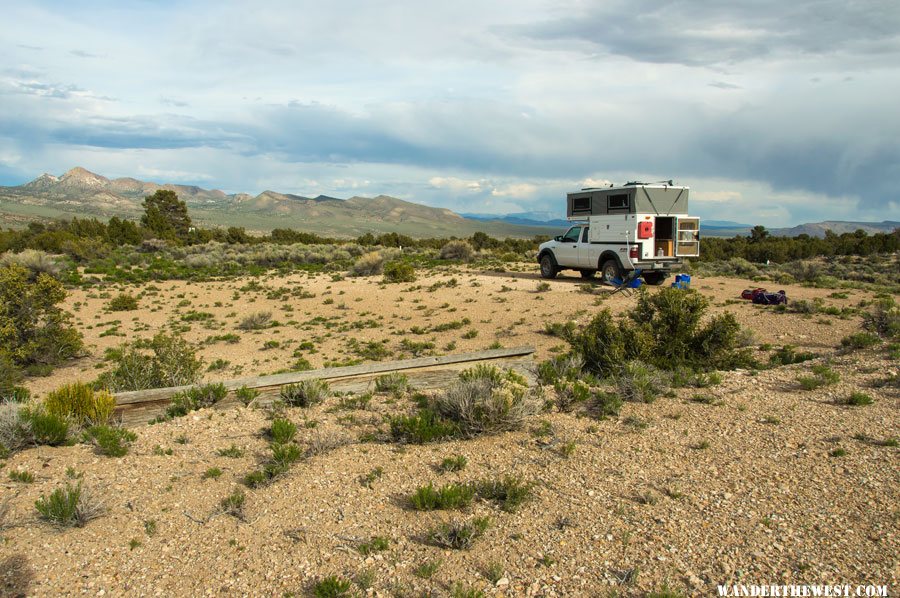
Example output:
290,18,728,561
163,383,228,419
586,391,623,418
474,476,533,512
269,418,297,444
99,332,203,391
383,261,416,283
108,293,139,311
798,365,841,390
374,372,409,394
845,392,874,406
410,482,475,511
313,576,353,598
440,455,468,472
389,409,459,443
44,382,115,426
21,406,69,446
0,263,83,369
768,345,815,366
35,482,104,527
840,332,882,350
280,379,330,407
84,425,137,457
567,289,753,375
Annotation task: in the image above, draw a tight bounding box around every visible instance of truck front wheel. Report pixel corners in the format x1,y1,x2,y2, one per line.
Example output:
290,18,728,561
642,272,668,286
600,259,621,283
540,255,558,279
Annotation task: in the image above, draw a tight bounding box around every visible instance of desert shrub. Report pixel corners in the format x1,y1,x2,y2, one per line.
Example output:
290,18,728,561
428,517,489,550
357,535,390,555
0,263,83,368
238,311,272,330
432,366,540,436
235,385,260,406
0,249,65,279
100,332,203,391
83,425,137,457
797,364,841,390
840,332,882,350
245,442,303,487
537,354,585,386
475,476,533,512
269,418,297,444
845,392,874,406
280,379,330,407
410,482,475,511
383,261,416,283
163,383,228,419
552,378,592,412
768,345,816,366
440,240,475,261
44,382,115,426
440,455,468,472
863,297,900,338
108,293,139,311
567,289,753,375
313,576,353,598
220,489,246,519
390,409,459,443
586,390,623,418
615,360,670,403
350,251,385,276
374,372,409,394
34,482,104,527
0,352,27,402
20,406,69,446
0,403,29,453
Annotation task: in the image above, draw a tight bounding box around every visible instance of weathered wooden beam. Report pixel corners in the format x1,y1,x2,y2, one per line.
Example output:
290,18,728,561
113,347,536,427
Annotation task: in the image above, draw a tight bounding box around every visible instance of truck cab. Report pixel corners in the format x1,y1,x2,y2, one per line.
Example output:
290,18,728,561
537,182,700,285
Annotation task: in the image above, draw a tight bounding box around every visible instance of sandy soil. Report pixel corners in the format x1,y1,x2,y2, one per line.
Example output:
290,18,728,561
2,265,897,597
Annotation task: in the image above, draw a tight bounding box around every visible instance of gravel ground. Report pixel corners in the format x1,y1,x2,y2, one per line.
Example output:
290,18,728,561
1,267,897,597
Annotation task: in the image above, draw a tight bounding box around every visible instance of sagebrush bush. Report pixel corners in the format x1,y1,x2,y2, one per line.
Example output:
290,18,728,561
350,251,385,276
0,249,65,279
238,311,272,330
280,379,330,407
108,293,139,311
383,261,416,283
374,372,409,394
34,482,104,527
432,366,540,436
0,263,83,369
0,402,28,453
428,517,489,550
99,332,203,391
863,297,900,338
439,240,475,261
615,360,670,403
44,382,115,426
840,332,882,350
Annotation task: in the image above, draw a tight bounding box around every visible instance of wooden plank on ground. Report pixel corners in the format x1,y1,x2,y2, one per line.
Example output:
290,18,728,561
113,346,535,427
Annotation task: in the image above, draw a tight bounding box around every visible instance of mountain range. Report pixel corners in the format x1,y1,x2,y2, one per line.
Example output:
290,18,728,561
0,167,896,239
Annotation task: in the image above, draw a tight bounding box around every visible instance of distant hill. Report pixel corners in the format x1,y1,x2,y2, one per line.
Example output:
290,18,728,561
0,167,551,239
771,221,900,237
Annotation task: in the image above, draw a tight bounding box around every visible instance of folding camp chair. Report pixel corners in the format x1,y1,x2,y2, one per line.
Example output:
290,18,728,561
607,268,643,296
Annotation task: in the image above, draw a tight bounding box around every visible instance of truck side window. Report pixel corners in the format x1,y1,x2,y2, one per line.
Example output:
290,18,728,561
582,227,590,243
608,194,629,209
562,226,581,242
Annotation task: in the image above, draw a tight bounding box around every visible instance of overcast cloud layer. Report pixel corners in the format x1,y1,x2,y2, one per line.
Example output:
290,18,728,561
1,0,898,226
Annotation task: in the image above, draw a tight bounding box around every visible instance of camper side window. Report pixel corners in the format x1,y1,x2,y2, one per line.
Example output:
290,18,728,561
572,196,591,213
608,194,629,209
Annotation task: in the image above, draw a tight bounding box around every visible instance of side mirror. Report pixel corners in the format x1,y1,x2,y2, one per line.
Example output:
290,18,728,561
554,236,562,242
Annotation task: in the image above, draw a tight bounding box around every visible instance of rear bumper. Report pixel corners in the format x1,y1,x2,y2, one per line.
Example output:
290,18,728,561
632,260,682,272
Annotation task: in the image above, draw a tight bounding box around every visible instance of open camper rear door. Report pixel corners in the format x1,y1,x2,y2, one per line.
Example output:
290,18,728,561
675,217,700,257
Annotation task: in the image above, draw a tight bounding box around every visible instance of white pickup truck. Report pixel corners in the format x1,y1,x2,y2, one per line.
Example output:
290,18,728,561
536,182,700,285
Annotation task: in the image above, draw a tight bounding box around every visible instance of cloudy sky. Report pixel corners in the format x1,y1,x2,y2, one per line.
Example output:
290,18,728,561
1,0,898,226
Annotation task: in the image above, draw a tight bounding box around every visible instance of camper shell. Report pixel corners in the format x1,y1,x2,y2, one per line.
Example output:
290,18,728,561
537,182,700,284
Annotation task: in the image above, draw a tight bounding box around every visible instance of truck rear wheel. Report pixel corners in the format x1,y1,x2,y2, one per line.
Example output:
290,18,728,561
642,272,668,286
600,259,621,283
540,255,558,279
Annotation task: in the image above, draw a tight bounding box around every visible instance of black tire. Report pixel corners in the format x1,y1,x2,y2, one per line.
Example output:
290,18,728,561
580,269,596,279
642,272,668,286
600,259,621,283
539,254,558,279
